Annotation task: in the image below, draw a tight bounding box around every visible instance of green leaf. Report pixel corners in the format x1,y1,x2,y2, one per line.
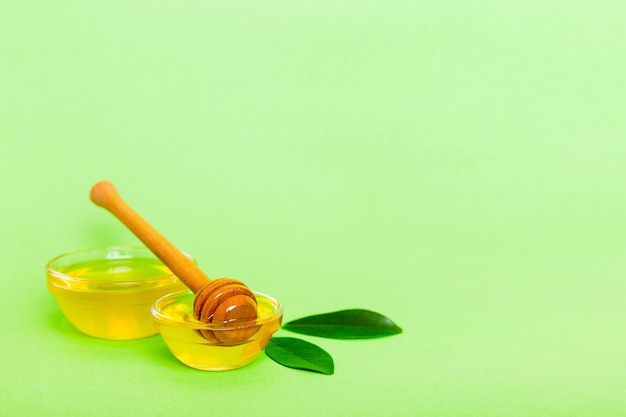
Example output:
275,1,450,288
265,337,334,375
283,309,403,339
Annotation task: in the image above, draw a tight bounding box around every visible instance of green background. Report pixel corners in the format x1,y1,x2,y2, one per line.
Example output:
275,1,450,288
2,1,625,416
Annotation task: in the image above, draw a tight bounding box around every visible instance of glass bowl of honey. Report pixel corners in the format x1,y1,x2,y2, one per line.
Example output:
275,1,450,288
151,290,283,371
46,246,189,340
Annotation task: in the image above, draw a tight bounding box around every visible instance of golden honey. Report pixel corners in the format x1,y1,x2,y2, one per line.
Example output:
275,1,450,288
152,291,283,371
47,247,187,340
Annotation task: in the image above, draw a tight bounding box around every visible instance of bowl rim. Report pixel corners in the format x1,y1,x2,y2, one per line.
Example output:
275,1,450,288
151,290,284,330
46,245,192,287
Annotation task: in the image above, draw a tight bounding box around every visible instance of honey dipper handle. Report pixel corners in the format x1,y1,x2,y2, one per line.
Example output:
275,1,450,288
90,181,210,293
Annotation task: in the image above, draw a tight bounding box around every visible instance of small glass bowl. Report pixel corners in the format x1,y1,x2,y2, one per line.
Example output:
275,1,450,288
151,290,283,371
46,246,189,340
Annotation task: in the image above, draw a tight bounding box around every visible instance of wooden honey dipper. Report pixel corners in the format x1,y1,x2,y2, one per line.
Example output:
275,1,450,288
90,181,258,344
